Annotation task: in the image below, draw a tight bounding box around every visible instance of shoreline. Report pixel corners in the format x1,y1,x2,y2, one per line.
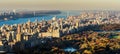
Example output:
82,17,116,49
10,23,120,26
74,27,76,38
0,10,61,21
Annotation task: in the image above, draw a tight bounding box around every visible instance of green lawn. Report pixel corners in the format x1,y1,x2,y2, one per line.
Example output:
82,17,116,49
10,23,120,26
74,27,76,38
112,36,120,39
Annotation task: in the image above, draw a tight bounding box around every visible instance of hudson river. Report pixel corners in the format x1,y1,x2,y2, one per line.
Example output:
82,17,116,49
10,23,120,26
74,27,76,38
0,10,81,26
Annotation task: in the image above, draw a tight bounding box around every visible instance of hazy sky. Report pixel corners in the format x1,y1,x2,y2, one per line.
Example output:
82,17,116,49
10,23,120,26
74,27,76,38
0,0,120,10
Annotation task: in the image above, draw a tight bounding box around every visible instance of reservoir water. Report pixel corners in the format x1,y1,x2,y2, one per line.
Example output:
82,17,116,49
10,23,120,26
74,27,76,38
64,47,77,52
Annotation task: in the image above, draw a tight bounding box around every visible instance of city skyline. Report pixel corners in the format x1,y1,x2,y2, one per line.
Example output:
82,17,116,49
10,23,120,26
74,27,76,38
0,1,120,53
0,0,120,10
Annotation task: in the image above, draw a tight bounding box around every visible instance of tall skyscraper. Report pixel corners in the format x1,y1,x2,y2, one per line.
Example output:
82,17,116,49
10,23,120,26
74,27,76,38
17,24,21,34
75,20,79,28
60,20,63,30
35,18,38,25
16,24,22,42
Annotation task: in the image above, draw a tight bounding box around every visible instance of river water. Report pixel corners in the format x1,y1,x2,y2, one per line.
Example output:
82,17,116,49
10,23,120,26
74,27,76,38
0,10,81,26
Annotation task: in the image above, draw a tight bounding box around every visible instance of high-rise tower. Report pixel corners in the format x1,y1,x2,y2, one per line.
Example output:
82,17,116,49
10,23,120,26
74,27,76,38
16,24,22,42
17,24,21,34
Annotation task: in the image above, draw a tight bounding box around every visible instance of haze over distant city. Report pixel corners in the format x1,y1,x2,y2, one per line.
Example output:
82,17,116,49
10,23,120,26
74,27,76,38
0,0,120,10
